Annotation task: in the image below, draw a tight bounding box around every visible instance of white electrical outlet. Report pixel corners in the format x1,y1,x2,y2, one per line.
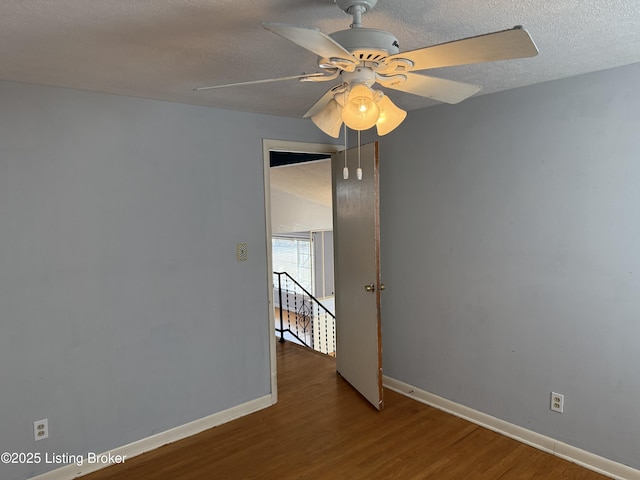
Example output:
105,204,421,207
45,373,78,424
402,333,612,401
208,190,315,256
34,419,48,441
551,392,564,413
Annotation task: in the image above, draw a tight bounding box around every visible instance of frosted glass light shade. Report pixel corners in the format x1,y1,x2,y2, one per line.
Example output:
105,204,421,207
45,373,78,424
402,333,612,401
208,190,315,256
375,94,407,136
311,99,344,138
342,84,380,131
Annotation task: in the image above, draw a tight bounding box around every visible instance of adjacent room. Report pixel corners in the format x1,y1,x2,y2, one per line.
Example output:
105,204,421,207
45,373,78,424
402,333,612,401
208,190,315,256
1,1,639,479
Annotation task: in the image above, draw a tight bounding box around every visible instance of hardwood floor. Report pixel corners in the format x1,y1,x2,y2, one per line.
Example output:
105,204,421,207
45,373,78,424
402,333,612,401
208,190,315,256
81,342,608,480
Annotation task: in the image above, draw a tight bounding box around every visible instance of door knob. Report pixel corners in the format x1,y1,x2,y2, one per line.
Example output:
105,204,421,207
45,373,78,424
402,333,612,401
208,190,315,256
364,283,375,292
379,284,385,291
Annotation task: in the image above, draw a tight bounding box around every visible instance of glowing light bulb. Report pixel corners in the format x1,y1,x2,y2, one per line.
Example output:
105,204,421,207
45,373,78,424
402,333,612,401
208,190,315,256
342,84,379,131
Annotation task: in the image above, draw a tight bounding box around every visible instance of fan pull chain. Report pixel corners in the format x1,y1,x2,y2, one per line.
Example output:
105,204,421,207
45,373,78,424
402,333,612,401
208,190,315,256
357,130,363,180
343,123,349,180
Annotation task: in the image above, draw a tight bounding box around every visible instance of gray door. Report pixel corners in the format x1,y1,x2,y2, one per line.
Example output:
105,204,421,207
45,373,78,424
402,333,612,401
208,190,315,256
331,141,384,410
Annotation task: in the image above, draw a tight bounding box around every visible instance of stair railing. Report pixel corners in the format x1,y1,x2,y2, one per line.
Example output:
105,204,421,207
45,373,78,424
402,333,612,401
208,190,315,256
273,271,336,356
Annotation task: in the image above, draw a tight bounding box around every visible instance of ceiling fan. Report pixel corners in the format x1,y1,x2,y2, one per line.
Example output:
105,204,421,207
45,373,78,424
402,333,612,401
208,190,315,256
196,0,538,137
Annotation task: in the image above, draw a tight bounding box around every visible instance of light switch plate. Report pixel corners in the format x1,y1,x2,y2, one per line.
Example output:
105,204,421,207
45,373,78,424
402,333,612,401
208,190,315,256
236,243,248,261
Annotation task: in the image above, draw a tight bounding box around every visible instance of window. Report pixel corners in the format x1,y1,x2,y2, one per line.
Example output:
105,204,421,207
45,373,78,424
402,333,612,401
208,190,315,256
272,234,312,292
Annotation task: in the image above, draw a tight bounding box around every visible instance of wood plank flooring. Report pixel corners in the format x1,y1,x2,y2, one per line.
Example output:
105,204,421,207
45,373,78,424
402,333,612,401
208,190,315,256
81,342,609,479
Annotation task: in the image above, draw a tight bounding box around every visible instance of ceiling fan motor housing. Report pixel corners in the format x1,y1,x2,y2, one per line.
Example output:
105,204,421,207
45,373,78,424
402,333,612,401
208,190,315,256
329,28,400,64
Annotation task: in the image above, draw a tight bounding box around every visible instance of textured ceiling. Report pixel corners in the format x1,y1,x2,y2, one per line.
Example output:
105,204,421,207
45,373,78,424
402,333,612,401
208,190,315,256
271,159,332,207
1,0,639,119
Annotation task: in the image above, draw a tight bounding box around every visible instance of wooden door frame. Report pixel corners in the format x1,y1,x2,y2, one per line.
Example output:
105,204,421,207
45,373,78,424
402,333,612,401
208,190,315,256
262,139,342,404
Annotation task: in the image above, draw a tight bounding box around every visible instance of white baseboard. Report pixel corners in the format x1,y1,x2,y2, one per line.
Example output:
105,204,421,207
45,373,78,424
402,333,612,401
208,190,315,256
30,395,273,480
383,376,640,480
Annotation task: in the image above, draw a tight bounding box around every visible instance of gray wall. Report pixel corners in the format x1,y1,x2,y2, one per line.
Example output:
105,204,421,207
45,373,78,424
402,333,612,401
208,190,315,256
380,63,640,469
0,80,332,479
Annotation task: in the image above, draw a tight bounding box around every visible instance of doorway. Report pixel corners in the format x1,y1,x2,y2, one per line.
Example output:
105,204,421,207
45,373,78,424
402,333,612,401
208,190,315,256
263,139,341,404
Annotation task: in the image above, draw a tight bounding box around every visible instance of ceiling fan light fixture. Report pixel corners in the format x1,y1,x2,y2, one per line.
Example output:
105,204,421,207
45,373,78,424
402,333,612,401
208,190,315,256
200,3,539,138
311,99,344,138
375,94,407,136
342,83,379,131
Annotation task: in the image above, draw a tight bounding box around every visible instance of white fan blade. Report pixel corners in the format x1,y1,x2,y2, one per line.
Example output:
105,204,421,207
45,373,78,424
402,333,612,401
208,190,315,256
303,84,346,118
383,73,481,104
387,26,538,72
263,23,357,64
194,73,325,91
